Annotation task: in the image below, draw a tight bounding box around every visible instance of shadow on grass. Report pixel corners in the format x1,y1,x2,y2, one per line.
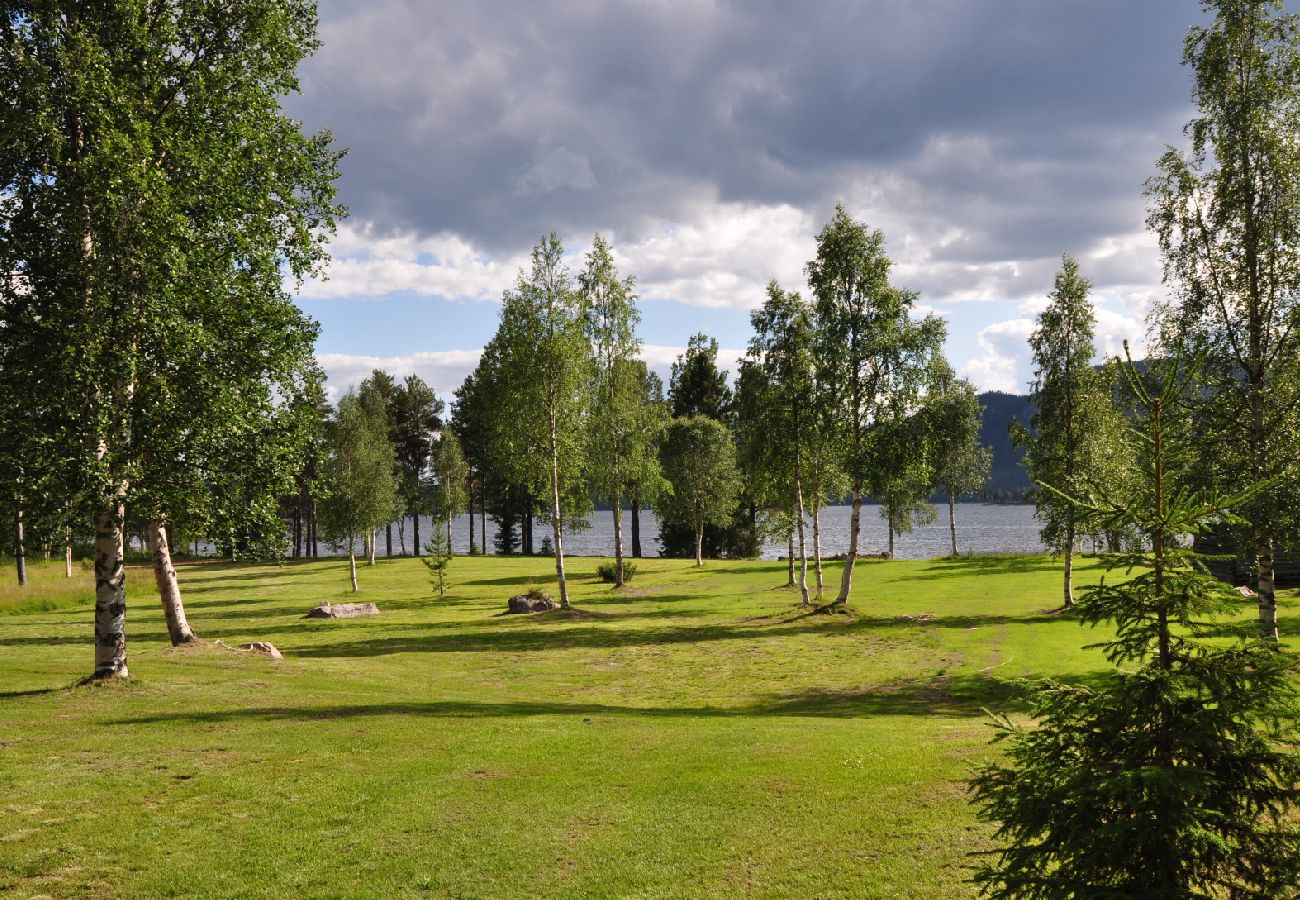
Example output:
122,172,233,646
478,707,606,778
279,608,1078,658
108,671,1112,727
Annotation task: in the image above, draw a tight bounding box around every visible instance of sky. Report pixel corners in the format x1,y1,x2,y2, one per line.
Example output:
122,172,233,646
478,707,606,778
285,0,1220,402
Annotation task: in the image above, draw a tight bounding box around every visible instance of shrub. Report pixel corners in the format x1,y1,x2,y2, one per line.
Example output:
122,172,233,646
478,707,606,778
596,561,636,583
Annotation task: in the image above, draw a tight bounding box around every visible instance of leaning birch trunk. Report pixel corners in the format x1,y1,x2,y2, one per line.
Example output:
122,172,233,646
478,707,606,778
14,504,26,587
794,458,810,608
147,520,195,645
65,526,73,578
948,488,958,557
93,501,129,678
834,485,863,605
548,415,570,608
812,502,824,595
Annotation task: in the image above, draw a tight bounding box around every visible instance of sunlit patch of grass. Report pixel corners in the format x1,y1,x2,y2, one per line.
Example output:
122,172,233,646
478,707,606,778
0,552,1292,897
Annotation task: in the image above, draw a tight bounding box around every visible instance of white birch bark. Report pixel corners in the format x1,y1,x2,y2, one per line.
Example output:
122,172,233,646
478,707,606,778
147,520,194,645
835,487,863,604
93,501,128,678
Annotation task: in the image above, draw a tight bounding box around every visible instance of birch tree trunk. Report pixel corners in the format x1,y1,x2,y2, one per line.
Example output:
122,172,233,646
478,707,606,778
794,459,810,608
398,518,406,556
468,490,476,553
14,504,25,587
695,522,704,567
147,519,195,645
887,512,895,559
348,547,358,592
445,513,452,555
413,513,420,557
948,489,958,557
368,529,377,566
812,503,824,595
385,524,392,558
1258,534,1278,641
834,485,863,605
612,500,625,586
65,526,73,578
549,416,570,608
93,501,128,678
1063,515,1075,608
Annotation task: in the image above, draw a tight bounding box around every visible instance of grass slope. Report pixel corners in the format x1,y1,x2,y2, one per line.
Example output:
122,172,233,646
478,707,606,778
0,553,1290,898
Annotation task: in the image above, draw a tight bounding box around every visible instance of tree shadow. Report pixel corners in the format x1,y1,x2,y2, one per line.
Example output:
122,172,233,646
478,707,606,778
106,670,1112,728
892,555,1061,581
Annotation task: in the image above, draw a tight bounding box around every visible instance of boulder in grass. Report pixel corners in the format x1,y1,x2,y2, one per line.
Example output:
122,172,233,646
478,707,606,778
243,641,282,660
306,601,381,619
507,592,556,614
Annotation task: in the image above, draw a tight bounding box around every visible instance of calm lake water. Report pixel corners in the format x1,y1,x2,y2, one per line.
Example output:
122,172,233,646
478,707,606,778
372,503,1048,560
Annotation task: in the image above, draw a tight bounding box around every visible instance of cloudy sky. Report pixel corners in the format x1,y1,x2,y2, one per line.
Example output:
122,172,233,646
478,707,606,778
287,0,1219,400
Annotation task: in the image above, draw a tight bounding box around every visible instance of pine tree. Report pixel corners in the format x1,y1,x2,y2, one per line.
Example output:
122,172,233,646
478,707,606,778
972,351,1300,898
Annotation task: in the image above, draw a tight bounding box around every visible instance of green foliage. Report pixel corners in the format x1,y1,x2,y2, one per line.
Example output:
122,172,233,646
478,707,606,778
420,531,451,597
656,415,743,564
318,390,398,557
668,333,733,421
431,429,469,534
1148,0,1300,638
595,560,637,583
971,353,1300,898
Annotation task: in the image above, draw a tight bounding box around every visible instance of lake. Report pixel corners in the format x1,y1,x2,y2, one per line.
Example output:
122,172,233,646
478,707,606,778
372,503,1048,560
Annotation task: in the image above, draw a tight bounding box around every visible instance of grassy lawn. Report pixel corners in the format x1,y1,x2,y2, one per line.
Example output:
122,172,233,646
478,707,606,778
1,552,1292,898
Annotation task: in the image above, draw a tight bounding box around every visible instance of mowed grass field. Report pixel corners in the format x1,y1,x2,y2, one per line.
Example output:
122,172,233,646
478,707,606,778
1,552,1294,898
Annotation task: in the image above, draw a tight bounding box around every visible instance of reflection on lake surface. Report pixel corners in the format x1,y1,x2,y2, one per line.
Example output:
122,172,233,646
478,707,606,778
380,503,1048,561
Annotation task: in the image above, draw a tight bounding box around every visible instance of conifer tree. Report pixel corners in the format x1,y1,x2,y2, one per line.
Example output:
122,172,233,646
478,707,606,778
972,352,1300,898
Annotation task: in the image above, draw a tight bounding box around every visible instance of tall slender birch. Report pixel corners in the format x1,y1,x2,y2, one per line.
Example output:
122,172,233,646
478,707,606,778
490,233,590,608
581,234,642,587
808,205,945,606
1148,0,1300,641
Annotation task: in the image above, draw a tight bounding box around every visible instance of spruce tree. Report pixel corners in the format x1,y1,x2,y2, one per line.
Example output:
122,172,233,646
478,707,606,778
972,352,1300,898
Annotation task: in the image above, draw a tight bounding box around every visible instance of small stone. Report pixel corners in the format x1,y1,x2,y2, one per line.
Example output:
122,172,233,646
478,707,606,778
507,593,556,614
1235,585,1255,597
243,642,282,660
305,601,381,619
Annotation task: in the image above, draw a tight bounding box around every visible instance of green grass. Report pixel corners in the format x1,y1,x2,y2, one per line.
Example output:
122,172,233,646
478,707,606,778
0,552,1291,898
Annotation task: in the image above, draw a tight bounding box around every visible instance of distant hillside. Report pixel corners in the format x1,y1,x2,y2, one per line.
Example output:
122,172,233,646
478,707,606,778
977,391,1034,500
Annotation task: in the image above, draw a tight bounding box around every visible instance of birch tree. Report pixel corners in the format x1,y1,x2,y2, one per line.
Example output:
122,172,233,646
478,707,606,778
489,233,590,608
927,361,992,556
1017,255,1107,608
319,391,397,592
581,234,643,587
0,2,342,676
808,205,945,605
431,427,469,553
745,282,817,605
1148,0,1300,641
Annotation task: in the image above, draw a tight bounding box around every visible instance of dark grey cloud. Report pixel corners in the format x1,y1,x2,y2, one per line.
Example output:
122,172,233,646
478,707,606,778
289,0,1203,274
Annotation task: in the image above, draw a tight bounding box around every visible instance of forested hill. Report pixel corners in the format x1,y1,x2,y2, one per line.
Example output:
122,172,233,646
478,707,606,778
978,391,1034,500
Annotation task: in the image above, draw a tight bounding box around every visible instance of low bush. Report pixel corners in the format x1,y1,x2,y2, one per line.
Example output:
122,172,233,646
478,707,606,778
596,561,636,583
